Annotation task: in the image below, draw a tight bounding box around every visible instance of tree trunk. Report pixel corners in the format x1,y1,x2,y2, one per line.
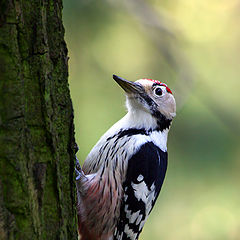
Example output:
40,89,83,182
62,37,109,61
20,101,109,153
0,1,77,239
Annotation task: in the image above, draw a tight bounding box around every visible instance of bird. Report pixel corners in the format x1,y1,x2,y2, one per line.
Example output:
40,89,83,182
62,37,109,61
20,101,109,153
76,74,176,240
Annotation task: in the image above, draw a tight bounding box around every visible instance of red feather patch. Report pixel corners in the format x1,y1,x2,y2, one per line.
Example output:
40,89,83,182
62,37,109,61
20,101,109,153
142,78,173,94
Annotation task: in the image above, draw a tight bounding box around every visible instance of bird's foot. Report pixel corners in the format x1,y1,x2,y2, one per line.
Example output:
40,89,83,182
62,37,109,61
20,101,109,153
75,156,83,181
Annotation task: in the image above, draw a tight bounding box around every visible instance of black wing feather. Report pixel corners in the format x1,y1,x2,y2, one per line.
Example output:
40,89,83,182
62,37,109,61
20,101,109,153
114,142,168,240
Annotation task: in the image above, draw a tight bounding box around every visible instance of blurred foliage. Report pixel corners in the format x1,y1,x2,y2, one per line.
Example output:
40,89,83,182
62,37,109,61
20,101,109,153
63,0,240,239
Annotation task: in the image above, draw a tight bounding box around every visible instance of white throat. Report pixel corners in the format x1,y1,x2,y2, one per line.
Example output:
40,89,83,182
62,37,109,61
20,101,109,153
124,96,158,130
123,111,158,130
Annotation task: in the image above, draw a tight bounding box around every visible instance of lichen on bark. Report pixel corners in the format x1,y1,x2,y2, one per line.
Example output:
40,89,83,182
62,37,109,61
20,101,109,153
0,1,77,239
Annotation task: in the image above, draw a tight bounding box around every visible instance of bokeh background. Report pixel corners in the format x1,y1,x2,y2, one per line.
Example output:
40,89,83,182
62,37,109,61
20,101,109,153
63,1,240,239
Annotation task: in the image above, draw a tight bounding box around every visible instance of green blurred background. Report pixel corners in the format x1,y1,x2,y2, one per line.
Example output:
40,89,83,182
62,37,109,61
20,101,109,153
63,0,240,239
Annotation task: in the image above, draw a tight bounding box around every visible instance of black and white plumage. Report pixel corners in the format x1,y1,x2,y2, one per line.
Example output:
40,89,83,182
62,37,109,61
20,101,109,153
76,75,176,240
114,141,168,240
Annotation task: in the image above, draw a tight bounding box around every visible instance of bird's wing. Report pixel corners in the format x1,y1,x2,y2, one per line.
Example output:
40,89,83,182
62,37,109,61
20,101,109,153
113,142,168,240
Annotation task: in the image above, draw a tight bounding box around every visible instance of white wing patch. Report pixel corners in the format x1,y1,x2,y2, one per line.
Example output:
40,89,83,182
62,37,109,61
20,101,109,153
124,224,138,239
115,231,123,240
137,175,144,181
131,174,156,206
145,184,156,215
136,214,143,225
131,181,148,203
130,175,156,228
121,175,157,239
124,203,141,224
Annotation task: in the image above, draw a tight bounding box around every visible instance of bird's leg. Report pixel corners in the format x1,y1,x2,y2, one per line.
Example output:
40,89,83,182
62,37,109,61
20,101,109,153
75,156,89,197
75,145,83,182
74,144,87,185
74,144,84,183
75,155,82,175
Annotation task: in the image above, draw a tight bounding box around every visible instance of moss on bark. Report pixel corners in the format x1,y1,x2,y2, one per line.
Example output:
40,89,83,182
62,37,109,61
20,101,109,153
0,1,77,239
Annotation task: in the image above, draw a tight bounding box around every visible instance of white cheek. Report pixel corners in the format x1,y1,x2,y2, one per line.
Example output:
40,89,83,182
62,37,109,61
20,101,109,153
157,95,176,119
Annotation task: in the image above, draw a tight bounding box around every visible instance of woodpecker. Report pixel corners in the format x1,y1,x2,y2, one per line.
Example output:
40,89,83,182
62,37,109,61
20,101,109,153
76,75,176,240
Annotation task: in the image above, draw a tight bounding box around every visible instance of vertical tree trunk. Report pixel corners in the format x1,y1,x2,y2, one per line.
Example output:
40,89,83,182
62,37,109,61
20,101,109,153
0,1,77,239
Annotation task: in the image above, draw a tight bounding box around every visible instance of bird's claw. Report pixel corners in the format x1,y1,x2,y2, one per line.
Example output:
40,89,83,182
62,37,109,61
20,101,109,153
75,156,82,181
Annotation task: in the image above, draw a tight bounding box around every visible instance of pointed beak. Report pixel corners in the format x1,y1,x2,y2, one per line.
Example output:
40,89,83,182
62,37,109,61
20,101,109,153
113,75,143,94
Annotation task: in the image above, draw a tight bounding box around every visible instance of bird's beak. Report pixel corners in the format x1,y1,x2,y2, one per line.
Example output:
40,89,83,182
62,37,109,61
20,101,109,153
113,75,143,94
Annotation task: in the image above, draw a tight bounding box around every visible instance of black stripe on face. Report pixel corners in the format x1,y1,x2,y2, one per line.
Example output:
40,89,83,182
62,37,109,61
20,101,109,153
139,92,172,131
140,91,156,108
152,110,172,131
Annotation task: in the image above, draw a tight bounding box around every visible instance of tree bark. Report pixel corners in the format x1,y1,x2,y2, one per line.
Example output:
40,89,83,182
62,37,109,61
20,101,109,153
0,1,77,239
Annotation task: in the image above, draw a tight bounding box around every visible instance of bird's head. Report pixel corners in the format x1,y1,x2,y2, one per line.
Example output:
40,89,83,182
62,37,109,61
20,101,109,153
113,74,176,130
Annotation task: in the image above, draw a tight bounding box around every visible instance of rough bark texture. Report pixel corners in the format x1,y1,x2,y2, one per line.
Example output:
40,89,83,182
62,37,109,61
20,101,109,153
0,1,77,239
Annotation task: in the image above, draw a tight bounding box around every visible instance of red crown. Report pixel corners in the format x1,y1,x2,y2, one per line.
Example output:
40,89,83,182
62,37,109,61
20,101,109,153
142,79,172,94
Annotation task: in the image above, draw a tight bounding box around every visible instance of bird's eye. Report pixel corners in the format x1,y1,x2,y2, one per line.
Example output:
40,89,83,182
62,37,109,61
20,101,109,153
154,87,163,96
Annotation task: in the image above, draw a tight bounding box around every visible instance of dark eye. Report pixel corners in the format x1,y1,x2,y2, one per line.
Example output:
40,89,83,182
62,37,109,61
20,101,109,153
154,87,162,96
